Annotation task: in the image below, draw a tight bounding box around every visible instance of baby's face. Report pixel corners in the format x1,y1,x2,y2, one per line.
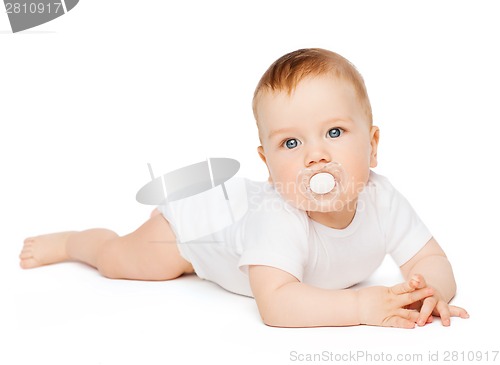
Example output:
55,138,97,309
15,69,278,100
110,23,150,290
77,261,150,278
256,75,379,212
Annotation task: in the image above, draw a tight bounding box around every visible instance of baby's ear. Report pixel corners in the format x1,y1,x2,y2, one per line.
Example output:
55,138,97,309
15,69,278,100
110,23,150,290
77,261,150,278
257,146,273,183
369,126,380,168
257,146,266,164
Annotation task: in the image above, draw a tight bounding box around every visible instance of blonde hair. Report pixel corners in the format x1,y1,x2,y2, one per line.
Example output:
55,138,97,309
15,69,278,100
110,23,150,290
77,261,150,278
252,48,373,125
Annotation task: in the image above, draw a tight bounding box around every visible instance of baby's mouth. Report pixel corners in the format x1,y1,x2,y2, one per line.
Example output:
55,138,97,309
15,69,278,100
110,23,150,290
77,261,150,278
296,162,347,208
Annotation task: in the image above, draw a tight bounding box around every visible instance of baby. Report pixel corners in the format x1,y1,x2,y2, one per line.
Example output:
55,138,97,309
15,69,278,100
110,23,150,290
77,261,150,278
20,48,468,328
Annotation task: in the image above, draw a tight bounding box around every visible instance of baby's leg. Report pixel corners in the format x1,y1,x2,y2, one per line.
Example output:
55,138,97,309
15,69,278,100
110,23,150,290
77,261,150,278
19,210,194,281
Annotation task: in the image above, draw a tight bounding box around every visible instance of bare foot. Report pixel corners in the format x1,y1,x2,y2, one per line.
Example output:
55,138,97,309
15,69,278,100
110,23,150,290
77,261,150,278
19,232,76,269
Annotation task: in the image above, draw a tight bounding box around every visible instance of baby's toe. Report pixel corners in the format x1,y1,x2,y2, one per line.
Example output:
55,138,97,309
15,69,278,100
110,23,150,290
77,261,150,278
19,239,39,269
19,248,33,259
20,257,39,269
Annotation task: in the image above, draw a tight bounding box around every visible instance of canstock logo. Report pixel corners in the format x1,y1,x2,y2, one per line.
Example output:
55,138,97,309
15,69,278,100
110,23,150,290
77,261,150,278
4,0,79,33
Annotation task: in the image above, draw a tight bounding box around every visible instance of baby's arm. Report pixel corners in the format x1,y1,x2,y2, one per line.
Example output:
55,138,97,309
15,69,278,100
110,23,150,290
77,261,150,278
400,237,469,326
248,265,433,328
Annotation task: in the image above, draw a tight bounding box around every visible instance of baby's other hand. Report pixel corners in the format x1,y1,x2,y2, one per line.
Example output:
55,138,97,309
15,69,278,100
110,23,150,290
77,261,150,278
357,277,435,329
405,274,469,327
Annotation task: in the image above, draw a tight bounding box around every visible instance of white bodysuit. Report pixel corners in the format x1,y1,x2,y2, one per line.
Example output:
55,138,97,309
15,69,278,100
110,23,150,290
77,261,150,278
158,171,432,297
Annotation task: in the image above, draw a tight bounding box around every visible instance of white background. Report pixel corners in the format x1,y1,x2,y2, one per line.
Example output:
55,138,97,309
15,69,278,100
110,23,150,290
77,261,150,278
1,1,499,364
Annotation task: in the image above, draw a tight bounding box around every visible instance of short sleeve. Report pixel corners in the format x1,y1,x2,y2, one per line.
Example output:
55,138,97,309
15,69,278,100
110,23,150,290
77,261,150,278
383,187,433,266
238,203,309,282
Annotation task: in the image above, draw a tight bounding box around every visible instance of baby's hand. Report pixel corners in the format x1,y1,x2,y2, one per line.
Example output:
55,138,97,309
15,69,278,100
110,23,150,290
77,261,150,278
357,277,435,329
405,274,469,327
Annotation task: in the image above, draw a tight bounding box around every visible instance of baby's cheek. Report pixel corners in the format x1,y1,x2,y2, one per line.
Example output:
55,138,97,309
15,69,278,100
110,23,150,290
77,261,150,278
341,166,366,197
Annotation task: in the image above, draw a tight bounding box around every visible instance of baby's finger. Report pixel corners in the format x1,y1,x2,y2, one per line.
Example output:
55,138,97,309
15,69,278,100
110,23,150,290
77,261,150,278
401,287,434,307
386,314,416,329
435,301,451,326
410,274,427,289
391,275,423,295
418,297,437,326
449,305,470,319
391,281,413,296
396,309,420,323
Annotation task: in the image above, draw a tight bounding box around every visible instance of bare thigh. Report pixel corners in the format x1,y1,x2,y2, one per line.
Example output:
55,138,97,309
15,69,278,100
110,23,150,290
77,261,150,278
98,212,194,280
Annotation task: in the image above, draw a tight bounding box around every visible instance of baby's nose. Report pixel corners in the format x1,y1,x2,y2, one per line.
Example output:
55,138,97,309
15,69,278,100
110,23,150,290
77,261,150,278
305,149,331,168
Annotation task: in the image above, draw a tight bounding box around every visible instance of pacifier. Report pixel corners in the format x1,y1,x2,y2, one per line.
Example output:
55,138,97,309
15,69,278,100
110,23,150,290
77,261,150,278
309,172,336,194
297,162,346,209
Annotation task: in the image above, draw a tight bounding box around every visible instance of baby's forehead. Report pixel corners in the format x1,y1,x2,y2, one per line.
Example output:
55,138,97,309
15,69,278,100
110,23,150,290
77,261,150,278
258,74,355,104
256,75,355,115
254,74,370,133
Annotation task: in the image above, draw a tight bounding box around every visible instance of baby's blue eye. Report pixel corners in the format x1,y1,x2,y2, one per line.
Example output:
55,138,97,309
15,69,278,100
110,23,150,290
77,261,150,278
284,138,300,149
328,128,343,138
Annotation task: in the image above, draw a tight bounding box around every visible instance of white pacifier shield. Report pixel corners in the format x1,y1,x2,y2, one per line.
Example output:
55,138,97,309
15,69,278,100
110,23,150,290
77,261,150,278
309,172,336,195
